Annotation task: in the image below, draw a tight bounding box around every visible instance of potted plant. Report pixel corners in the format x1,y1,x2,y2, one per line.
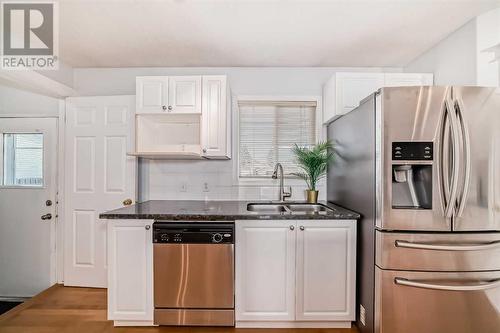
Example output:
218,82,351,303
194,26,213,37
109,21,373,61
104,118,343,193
291,141,334,203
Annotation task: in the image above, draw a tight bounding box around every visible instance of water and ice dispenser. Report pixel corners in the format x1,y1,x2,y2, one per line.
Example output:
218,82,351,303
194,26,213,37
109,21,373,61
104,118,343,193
392,142,433,209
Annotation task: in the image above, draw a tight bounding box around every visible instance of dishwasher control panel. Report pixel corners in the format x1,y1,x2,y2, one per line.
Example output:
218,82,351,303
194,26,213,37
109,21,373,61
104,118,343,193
153,222,234,244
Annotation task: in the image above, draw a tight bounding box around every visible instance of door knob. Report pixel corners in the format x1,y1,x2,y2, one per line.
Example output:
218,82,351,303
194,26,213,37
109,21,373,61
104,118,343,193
41,213,52,220
123,198,133,206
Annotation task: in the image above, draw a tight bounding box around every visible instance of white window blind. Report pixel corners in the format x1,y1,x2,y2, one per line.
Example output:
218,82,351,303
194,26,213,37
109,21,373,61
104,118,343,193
2,133,44,186
239,100,317,178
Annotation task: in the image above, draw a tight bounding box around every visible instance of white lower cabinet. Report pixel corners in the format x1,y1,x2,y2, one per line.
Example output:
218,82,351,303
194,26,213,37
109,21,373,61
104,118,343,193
235,220,356,328
107,219,153,326
296,220,356,321
235,220,296,322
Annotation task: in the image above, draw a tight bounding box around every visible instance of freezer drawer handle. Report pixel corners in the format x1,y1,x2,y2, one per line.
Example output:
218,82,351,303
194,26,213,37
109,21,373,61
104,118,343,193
394,277,500,291
395,240,500,251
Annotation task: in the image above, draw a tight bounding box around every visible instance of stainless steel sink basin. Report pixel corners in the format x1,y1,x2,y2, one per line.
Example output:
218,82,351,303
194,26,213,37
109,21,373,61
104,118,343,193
286,203,333,213
247,203,289,213
247,202,334,214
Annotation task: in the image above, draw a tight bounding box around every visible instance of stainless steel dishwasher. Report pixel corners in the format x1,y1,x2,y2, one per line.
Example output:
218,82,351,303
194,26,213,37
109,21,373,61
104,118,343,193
152,222,234,326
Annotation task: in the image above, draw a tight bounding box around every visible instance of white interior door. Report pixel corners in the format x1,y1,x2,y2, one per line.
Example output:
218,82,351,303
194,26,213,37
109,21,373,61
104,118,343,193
0,117,57,298
64,96,136,288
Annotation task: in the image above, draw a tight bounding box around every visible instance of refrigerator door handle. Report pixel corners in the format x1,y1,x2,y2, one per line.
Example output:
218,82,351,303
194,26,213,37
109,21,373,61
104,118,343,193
395,239,500,251
444,97,461,219
394,277,500,291
440,108,451,209
455,98,471,218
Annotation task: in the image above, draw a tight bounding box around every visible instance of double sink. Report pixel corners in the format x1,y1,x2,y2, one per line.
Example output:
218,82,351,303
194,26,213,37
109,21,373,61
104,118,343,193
247,202,334,214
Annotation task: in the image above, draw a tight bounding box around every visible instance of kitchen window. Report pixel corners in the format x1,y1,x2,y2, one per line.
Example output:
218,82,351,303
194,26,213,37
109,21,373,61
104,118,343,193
238,99,318,180
1,133,44,187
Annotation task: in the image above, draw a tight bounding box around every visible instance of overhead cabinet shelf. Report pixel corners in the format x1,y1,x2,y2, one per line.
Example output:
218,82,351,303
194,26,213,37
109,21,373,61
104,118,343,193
131,75,231,159
127,152,204,160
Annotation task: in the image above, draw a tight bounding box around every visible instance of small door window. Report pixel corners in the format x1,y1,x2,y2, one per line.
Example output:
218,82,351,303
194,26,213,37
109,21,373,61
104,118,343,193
2,133,44,187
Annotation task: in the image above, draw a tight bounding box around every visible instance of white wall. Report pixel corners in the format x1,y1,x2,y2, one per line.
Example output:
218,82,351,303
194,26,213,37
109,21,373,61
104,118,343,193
0,84,60,117
405,8,500,86
35,61,75,88
73,67,400,96
404,20,477,85
74,66,401,201
476,8,500,87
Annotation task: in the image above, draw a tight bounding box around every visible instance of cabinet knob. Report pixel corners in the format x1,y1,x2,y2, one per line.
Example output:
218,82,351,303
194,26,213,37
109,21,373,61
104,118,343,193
145,225,151,230
123,198,133,206
289,225,295,231
41,213,52,221
202,148,207,153
162,105,167,111
299,226,305,231
168,105,173,111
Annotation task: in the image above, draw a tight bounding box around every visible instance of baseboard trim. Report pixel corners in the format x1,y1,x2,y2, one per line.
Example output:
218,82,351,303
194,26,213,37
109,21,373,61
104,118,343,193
0,297,29,302
114,320,155,327
236,321,352,328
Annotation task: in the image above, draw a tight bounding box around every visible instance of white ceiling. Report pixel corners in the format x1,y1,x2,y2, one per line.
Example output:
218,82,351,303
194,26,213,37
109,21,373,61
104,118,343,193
58,0,500,68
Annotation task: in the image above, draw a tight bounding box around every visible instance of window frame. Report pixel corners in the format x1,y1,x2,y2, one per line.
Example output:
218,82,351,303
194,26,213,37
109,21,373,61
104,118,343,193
0,131,46,189
232,95,324,186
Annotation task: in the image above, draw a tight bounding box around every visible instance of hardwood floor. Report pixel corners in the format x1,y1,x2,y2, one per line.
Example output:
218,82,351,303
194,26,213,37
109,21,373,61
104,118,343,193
0,284,359,333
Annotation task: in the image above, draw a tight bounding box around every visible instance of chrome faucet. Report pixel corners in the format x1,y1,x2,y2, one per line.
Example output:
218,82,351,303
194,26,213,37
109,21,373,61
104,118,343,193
272,163,292,202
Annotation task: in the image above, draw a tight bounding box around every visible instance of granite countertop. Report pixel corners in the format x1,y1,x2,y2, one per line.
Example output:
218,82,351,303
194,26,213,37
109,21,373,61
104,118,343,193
99,200,360,221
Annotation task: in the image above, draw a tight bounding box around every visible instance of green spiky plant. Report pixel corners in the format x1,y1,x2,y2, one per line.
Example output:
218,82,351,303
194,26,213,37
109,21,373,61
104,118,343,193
291,141,334,191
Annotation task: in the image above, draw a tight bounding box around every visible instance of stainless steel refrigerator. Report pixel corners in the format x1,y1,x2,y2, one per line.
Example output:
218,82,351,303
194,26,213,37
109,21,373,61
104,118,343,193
327,86,500,333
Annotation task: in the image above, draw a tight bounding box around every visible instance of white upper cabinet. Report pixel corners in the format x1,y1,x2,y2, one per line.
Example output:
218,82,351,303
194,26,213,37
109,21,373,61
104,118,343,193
136,76,169,114
323,72,434,123
295,220,356,322
133,75,231,159
335,72,385,119
136,76,202,114
384,73,434,87
168,76,202,114
201,76,230,158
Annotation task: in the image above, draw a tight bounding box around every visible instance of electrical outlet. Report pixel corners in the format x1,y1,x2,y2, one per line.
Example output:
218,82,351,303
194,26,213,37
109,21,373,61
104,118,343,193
360,304,366,326
203,182,210,192
180,182,187,192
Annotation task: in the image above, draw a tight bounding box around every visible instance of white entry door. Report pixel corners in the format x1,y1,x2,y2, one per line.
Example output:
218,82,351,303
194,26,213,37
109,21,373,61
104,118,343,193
0,117,58,298
64,96,136,288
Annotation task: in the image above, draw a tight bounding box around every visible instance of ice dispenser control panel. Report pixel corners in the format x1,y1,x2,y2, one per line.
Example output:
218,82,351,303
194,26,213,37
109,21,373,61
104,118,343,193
392,142,433,161
391,141,433,210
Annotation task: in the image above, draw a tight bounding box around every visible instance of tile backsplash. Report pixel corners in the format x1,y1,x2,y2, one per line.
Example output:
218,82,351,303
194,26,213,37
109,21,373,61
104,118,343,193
141,159,326,202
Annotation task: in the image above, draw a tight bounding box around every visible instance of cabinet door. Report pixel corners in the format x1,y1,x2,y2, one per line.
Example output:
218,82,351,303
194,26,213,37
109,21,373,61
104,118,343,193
108,220,153,322
384,73,434,87
296,220,356,321
136,76,169,114
201,76,228,158
336,72,385,116
168,76,201,114
235,220,296,322
322,74,336,124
